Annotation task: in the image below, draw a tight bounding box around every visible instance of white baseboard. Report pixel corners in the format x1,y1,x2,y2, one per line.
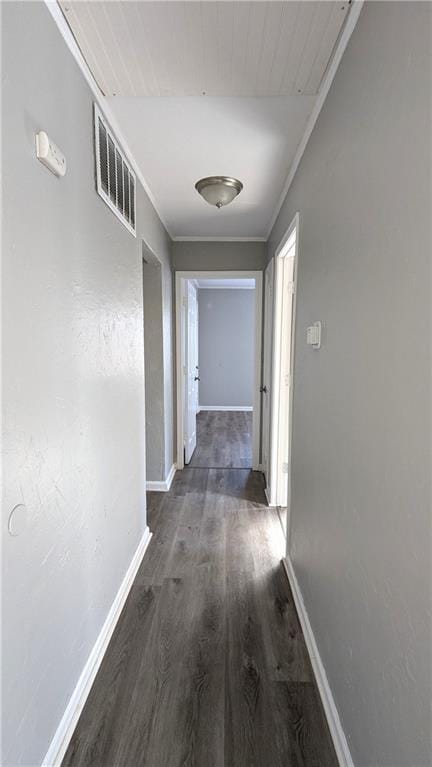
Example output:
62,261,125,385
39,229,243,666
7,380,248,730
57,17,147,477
146,463,176,493
199,405,253,412
42,527,152,767
282,556,354,767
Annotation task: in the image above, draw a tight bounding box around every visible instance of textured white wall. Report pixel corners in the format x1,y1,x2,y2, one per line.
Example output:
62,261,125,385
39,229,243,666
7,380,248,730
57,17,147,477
1,3,172,765
268,3,431,765
198,289,255,407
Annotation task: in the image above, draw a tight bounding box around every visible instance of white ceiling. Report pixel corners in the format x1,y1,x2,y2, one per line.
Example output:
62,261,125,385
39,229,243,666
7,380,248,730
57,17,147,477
59,1,351,239
106,95,314,238
60,1,349,97
196,278,255,289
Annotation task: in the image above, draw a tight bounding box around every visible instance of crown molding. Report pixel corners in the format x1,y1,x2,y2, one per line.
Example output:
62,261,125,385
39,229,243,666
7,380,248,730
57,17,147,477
265,0,364,239
197,285,255,290
172,236,267,242
44,1,173,238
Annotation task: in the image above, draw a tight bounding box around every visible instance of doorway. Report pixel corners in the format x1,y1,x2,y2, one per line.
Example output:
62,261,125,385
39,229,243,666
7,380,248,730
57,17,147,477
142,242,170,491
264,214,299,523
175,271,263,471
143,254,164,480
184,279,199,463
262,257,274,492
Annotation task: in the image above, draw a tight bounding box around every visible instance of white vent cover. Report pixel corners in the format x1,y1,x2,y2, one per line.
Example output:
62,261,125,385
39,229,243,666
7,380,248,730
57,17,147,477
94,104,136,236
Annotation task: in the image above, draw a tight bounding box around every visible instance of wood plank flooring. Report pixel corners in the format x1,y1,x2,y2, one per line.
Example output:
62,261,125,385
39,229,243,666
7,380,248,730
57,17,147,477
188,410,252,468
62,469,338,767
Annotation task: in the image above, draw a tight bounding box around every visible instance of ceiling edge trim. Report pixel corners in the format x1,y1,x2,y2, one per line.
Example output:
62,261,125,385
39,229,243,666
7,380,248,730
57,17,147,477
44,0,174,239
265,0,364,240
173,236,267,242
197,285,255,290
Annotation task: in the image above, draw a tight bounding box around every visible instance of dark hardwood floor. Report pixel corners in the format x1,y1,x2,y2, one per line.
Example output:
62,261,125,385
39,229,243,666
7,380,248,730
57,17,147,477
62,469,338,767
188,410,252,468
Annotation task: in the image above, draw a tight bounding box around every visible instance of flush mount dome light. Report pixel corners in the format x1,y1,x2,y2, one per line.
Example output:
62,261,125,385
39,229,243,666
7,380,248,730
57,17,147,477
195,176,243,208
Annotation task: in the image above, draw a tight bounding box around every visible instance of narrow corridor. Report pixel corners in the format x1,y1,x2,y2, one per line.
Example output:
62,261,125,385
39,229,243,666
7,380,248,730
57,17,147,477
62,469,337,767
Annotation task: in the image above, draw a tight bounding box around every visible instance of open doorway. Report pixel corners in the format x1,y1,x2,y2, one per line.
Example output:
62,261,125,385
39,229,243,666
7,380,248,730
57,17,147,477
142,242,171,492
175,271,263,471
263,213,299,537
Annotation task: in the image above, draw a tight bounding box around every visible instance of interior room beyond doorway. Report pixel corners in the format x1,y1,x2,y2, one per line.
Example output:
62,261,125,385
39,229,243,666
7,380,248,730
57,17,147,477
175,272,263,472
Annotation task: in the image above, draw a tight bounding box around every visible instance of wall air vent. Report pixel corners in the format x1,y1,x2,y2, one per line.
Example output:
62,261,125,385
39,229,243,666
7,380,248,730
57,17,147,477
94,104,136,236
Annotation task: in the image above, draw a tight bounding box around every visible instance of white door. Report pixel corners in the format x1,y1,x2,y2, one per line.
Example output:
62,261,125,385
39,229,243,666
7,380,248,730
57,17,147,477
184,281,199,464
262,258,274,485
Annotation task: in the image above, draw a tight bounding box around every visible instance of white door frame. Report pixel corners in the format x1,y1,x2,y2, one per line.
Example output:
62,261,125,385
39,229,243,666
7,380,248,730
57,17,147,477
175,270,263,471
184,280,199,463
262,258,275,493
268,213,299,512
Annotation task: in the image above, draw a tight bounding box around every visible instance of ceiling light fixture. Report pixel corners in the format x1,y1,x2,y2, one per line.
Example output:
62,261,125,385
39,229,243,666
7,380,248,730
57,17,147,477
195,176,243,209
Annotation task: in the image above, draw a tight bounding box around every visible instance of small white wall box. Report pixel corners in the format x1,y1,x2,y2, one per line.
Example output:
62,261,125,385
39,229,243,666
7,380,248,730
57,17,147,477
35,131,66,177
307,321,321,349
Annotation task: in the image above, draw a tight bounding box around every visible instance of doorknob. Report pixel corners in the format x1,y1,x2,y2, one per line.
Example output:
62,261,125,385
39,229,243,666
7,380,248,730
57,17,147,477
194,376,200,381
260,385,267,393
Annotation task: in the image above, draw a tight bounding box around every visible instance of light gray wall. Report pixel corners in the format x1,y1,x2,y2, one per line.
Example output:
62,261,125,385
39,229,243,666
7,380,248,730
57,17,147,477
143,257,165,480
198,289,255,408
1,3,173,765
268,3,431,766
172,240,266,271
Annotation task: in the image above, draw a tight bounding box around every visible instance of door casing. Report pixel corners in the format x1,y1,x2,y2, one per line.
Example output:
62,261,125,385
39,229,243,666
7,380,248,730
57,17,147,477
267,213,299,536
175,270,263,471
184,280,199,463
262,258,274,493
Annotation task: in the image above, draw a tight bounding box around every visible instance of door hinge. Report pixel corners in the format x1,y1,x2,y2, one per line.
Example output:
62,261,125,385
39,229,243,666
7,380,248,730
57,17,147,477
287,281,295,294
284,373,291,387
282,462,289,474
182,296,187,307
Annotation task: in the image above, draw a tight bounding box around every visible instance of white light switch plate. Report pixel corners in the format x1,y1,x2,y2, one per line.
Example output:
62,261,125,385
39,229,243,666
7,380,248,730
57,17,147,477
307,321,321,349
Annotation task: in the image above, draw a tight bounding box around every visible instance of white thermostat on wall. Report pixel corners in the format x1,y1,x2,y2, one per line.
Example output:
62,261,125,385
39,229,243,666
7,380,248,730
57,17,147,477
35,131,66,177
307,321,321,349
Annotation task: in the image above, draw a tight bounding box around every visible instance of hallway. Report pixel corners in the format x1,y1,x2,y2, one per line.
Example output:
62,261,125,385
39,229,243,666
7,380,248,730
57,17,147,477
62,469,337,767
3,3,430,766
188,411,252,469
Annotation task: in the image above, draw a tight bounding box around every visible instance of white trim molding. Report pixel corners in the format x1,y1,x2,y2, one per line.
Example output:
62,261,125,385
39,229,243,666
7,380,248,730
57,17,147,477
199,405,253,412
42,528,152,767
175,270,263,472
282,557,355,767
172,236,267,242
268,213,299,509
146,463,176,493
197,285,255,291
